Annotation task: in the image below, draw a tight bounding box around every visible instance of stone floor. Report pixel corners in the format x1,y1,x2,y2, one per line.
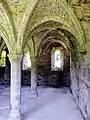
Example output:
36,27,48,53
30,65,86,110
0,86,84,120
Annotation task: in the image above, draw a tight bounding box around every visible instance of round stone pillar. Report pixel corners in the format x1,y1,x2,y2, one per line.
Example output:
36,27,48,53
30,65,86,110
8,54,22,120
30,57,38,98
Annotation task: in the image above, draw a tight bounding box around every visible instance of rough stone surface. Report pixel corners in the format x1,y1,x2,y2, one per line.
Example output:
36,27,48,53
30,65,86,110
37,43,70,87
0,0,90,120
71,61,90,120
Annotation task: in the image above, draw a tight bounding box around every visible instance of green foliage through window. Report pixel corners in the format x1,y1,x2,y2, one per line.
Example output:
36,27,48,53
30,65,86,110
0,51,6,67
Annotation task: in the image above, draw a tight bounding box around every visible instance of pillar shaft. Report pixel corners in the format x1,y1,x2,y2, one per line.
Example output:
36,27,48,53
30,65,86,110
8,54,22,120
30,57,38,98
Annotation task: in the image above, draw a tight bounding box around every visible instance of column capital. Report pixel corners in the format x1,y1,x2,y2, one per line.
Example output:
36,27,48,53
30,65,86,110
30,56,37,63
8,54,23,62
30,56,37,59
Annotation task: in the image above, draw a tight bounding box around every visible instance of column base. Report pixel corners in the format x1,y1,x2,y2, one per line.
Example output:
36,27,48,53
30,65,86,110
7,116,21,120
7,109,21,120
29,92,38,99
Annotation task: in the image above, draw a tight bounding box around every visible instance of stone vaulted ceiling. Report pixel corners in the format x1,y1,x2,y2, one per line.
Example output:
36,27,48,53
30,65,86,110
0,0,89,57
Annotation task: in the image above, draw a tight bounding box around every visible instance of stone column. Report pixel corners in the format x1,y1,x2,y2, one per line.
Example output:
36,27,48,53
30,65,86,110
30,57,38,98
8,54,22,120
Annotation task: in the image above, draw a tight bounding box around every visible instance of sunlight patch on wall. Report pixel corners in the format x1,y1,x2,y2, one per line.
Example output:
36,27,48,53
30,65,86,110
22,52,31,70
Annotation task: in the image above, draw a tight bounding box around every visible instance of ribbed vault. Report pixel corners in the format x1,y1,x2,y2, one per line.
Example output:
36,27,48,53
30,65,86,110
0,0,86,57
22,0,85,54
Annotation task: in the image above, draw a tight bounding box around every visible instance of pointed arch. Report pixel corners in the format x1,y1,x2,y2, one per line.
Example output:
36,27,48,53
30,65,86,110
0,28,11,52
22,0,85,52
0,1,16,52
43,40,69,55
18,0,40,45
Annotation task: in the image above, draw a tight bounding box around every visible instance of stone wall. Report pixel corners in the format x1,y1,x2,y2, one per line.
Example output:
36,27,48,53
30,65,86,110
37,45,70,87
21,70,31,85
0,66,10,85
71,61,90,120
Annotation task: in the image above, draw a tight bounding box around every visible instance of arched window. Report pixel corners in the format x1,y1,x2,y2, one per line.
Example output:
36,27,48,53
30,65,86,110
0,51,6,67
51,48,63,71
22,52,31,70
